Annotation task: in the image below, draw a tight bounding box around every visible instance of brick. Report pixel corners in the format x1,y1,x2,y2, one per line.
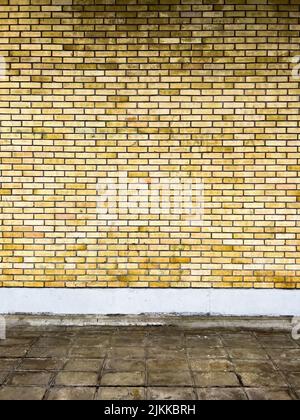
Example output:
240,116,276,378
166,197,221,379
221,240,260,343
0,0,298,289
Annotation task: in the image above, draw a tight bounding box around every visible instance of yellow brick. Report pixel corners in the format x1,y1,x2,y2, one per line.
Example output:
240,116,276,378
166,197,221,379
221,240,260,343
0,0,298,291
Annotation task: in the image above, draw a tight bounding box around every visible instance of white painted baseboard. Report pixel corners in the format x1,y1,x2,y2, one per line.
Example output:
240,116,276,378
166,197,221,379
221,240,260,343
0,288,299,316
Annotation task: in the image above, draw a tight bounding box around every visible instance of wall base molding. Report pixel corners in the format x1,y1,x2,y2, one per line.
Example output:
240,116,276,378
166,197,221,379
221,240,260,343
2,314,293,331
0,288,299,317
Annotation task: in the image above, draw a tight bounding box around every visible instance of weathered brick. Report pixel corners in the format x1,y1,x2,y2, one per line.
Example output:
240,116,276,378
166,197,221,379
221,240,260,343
0,0,299,289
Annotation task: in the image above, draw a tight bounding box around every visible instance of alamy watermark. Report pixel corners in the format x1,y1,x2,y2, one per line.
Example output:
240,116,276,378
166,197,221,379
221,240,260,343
96,172,204,226
0,55,6,79
292,317,300,341
292,56,300,81
0,316,6,340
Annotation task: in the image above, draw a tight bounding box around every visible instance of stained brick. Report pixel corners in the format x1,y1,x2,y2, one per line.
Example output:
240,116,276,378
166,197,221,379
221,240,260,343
0,0,299,289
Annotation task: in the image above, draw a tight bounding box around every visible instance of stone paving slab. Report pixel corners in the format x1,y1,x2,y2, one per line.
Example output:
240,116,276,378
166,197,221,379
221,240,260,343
47,387,97,401
96,387,146,401
245,388,295,401
197,388,247,401
0,326,299,400
147,388,196,400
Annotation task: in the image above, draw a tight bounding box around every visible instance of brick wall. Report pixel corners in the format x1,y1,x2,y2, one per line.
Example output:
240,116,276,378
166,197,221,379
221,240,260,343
0,0,300,289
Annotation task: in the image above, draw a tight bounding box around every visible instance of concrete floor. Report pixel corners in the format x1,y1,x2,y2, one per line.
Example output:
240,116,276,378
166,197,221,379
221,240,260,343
0,325,299,400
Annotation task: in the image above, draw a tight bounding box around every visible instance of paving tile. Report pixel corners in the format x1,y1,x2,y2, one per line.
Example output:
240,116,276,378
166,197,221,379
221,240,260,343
7,329,41,339
63,359,103,372
239,371,288,388
69,347,107,358
7,372,53,386
0,359,21,371
266,349,300,361
245,388,294,401
0,339,33,347
0,347,28,358
27,347,69,358
97,387,146,400
149,335,184,344
0,326,296,400
221,334,259,348
39,327,68,334
148,337,185,349
147,387,196,400
111,336,147,347
35,337,72,347
188,347,228,359
195,372,240,388
47,387,96,400
148,371,193,387
55,372,99,386
108,347,146,360
197,388,247,401
147,359,190,372
285,373,300,388
17,358,64,372
233,360,276,375
0,372,9,385
190,359,234,372
256,333,297,347
101,372,145,386
147,348,186,360
105,359,145,372
0,386,46,401
227,348,269,361
75,337,110,347
274,360,300,372
256,336,299,349
186,336,223,348
41,331,74,339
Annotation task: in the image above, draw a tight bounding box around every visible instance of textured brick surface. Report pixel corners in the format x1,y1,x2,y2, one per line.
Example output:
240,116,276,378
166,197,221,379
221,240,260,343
0,0,300,288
